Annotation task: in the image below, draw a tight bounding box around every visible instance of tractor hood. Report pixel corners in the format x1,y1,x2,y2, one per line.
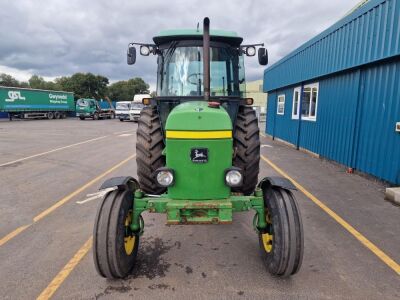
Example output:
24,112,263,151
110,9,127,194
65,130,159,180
164,101,233,200
165,101,232,132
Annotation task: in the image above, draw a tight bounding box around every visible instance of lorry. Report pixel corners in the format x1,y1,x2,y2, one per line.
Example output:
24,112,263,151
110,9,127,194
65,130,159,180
92,18,304,279
115,94,149,121
76,97,115,120
0,86,74,120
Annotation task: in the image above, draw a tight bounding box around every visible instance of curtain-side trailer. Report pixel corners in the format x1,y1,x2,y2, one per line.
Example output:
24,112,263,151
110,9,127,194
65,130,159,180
0,86,74,120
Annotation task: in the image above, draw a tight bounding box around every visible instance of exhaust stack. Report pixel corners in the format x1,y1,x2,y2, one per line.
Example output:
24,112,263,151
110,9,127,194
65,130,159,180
203,17,210,101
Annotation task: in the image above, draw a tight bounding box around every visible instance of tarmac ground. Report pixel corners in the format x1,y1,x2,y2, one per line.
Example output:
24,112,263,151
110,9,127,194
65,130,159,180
0,118,399,299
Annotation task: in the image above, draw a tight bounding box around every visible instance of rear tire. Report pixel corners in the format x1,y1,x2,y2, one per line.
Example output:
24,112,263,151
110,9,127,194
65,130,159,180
233,106,260,195
79,116,85,120
258,185,304,277
136,106,166,194
47,112,54,120
93,189,140,279
93,113,99,120
119,118,124,122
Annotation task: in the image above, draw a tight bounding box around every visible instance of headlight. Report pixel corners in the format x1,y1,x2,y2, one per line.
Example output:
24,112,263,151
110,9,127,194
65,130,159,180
140,45,150,56
225,168,243,187
155,168,174,187
246,46,256,56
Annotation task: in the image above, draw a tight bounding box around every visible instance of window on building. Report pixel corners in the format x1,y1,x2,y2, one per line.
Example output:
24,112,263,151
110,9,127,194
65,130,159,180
277,94,285,115
301,82,318,121
292,87,301,119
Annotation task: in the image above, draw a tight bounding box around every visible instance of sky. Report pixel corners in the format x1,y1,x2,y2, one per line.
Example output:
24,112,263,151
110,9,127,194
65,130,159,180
0,0,360,91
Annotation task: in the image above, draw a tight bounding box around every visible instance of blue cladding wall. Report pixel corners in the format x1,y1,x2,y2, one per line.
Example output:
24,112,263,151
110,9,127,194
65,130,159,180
355,60,400,183
266,89,299,145
266,58,400,184
299,71,360,167
264,0,400,92
263,0,400,184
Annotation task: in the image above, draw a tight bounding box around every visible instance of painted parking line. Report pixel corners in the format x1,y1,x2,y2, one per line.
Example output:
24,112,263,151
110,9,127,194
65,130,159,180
260,154,400,276
36,237,93,300
113,129,136,135
0,154,136,247
0,135,107,167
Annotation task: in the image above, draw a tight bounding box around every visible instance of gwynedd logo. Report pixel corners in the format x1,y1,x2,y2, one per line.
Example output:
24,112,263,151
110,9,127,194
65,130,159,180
5,91,26,102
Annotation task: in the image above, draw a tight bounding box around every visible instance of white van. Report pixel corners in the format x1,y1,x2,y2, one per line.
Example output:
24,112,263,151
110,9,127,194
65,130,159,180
115,94,150,122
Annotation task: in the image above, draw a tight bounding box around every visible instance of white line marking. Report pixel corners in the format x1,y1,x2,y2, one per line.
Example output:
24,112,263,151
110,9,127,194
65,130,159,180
261,144,273,148
119,133,133,137
113,129,135,135
0,136,107,167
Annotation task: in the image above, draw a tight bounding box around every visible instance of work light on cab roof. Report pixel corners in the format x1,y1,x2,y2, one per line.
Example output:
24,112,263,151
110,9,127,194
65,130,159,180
94,17,304,281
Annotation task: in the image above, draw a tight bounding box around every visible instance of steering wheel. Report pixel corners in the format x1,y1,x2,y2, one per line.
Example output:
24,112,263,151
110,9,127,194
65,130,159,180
187,73,203,85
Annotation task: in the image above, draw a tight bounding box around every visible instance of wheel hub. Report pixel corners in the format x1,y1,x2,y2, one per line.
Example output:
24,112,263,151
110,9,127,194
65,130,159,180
124,210,135,255
261,233,273,252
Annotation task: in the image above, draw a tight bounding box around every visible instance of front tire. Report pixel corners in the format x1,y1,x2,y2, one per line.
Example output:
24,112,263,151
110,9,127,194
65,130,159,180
258,185,304,277
136,106,166,194
93,189,140,279
233,106,260,195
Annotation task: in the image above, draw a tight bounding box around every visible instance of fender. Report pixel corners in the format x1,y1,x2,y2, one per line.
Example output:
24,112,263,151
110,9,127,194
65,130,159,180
257,176,297,191
99,176,139,191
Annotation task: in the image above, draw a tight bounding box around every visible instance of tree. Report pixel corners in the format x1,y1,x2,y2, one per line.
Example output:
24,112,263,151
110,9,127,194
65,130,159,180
29,75,59,90
55,73,109,100
0,73,20,87
108,77,149,101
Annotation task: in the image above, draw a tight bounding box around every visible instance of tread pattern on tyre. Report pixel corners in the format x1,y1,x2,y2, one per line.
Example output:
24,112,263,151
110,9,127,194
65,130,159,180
259,186,304,277
93,189,139,278
233,106,260,195
136,106,166,194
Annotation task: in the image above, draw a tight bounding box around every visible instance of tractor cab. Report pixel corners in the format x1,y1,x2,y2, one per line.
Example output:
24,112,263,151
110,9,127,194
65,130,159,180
127,26,267,128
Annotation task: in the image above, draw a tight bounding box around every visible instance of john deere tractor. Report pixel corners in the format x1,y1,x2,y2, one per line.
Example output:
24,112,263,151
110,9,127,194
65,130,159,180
93,18,303,279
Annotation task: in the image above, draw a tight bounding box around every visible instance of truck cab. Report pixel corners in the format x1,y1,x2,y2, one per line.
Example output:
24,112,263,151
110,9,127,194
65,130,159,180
76,98,115,120
116,95,148,122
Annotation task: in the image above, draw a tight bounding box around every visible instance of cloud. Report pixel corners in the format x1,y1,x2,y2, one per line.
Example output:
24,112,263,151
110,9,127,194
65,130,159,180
0,0,358,90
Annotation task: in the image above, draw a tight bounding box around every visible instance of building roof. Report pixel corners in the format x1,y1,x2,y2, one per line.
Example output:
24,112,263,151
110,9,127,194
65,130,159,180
153,29,243,46
264,0,400,92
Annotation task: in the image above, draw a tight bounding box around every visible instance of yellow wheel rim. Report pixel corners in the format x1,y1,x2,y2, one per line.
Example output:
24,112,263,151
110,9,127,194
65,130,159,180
261,233,273,253
262,210,273,253
124,210,135,255
124,235,136,255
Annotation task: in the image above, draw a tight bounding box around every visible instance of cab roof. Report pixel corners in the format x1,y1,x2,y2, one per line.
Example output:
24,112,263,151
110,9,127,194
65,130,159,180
153,29,243,46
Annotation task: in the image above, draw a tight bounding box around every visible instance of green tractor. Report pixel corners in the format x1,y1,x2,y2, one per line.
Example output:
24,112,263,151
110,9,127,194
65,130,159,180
93,18,303,279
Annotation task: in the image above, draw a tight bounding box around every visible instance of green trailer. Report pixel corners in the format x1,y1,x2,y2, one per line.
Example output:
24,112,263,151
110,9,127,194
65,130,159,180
0,86,74,120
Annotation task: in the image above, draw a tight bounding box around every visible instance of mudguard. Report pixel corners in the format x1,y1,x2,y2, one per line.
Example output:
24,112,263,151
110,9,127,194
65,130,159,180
99,176,139,191
257,176,297,191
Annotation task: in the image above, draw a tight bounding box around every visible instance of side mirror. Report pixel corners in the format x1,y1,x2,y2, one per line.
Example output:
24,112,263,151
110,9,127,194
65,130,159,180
258,47,268,66
127,46,136,65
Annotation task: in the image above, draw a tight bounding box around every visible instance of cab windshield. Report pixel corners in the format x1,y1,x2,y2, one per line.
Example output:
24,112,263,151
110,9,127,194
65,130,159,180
131,103,144,110
77,99,89,107
157,45,245,97
116,103,130,110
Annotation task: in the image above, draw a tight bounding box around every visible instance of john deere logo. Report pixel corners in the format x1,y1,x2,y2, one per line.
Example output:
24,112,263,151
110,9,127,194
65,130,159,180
5,91,26,102
190,148,208,163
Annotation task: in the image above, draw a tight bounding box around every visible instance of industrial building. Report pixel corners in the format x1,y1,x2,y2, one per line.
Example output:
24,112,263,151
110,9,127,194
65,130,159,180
263,0,400,184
